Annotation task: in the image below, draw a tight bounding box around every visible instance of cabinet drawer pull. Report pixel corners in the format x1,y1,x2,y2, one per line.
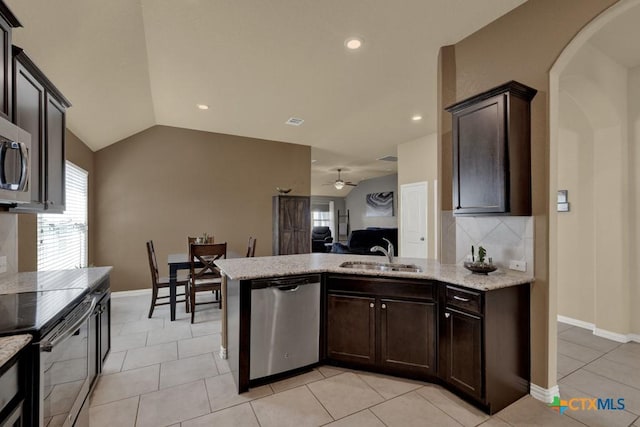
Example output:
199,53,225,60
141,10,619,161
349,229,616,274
445,312,450,318
453,295,470,302
381,303,386,309
369,303,374,308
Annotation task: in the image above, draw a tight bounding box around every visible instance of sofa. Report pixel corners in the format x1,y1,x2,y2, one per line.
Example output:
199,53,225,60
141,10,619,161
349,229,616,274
331,228,398,256
311,226,333,253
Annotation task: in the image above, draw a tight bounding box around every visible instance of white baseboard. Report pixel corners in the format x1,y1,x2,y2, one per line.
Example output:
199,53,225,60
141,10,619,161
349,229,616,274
594,328,630,343
558,314,639,343
629,333,640,343
530,383,559,403
111,289,150,298
557,315,594,331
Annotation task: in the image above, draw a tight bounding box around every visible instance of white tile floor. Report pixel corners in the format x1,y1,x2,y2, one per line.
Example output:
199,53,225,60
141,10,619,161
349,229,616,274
89,293,640,426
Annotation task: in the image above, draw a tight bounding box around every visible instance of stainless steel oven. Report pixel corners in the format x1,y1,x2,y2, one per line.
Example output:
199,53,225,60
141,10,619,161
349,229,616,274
39,295,96,427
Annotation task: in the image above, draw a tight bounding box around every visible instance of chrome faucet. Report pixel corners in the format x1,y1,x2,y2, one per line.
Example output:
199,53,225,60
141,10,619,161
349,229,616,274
370,238,394,263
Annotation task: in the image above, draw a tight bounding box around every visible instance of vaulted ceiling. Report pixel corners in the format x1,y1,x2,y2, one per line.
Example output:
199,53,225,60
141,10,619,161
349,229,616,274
6,0,525,196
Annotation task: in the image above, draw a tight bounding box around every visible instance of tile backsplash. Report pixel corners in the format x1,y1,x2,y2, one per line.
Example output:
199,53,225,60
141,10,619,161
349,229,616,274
0,212,18,277
440,211,533,275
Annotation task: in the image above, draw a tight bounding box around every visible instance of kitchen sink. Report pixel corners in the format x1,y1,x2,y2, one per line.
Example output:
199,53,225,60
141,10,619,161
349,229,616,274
339,261,422,273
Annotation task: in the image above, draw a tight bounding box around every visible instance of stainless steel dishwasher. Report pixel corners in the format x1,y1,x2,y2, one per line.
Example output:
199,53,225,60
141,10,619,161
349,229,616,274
250,274,321,380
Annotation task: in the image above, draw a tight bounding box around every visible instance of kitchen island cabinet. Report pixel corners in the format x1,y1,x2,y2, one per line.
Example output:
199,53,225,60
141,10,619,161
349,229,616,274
440,283,530,413
217,254,531,414
326,275,437,378
326,293,376,366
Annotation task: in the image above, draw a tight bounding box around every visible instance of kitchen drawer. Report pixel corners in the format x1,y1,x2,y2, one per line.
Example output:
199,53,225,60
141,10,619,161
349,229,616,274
446,286,482,314
328,275,435,301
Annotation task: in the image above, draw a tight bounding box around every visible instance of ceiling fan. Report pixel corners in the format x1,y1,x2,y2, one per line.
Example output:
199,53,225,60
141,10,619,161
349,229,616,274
328,169,357,190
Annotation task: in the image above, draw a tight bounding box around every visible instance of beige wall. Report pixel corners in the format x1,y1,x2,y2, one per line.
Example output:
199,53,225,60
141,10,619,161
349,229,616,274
94,125,310,292
443,0,617,389
398,133,438,258
398,134,438,185
18,130,96,272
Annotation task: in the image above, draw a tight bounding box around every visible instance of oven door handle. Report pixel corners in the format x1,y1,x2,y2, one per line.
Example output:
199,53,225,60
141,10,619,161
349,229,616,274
40,296,97,352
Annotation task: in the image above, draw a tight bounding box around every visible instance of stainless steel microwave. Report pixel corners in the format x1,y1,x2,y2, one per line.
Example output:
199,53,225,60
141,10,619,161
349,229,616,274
0,116,30,205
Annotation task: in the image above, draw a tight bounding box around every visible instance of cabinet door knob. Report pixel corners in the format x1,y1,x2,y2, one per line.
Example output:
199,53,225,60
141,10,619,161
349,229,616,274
445,312,450,318
381,303,386,309
369,303,374,308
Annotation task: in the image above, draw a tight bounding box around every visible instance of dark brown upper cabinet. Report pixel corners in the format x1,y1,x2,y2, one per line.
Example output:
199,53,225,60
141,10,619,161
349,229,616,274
12,47,71,213
446,81,536,216
0,2,21,121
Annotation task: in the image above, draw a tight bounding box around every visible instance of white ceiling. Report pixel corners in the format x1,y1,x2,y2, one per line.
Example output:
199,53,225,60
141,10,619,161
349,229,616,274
6,0,525,196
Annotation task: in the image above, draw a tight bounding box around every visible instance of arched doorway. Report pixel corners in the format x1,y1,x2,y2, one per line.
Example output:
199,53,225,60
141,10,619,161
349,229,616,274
550,0,640,389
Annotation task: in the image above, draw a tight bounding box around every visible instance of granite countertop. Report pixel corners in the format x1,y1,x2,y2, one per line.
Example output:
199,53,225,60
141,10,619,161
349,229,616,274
0,266,113,295
215,253,532,291
0,334,32,368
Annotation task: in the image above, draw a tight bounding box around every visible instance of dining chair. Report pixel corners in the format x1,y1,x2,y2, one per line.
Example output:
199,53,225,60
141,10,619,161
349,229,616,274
246,236,257,257
146,240,189,318
188,235,214,245
189,242,227,323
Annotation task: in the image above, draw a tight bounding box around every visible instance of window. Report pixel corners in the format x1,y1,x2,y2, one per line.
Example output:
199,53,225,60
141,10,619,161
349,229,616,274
38,162,88,270
312,210,331,227
311,200,336,238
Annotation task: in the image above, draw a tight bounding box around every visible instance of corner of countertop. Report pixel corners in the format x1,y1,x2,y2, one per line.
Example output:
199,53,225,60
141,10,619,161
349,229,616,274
0,334,32,368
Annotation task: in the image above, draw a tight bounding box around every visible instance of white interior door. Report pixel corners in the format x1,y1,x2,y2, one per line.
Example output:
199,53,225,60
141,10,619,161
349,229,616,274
400,182,428,258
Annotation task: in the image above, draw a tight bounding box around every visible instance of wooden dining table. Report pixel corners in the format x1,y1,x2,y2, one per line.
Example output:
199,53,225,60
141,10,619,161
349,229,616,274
167,253,207,321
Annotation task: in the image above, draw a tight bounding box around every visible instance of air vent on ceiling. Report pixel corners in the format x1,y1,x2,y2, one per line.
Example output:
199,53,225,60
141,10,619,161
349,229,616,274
377,155,398,162
285,117,304,126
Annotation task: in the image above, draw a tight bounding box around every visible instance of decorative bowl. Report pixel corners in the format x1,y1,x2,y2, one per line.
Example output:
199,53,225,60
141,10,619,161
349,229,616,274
463,261,497,275
276,187,292,194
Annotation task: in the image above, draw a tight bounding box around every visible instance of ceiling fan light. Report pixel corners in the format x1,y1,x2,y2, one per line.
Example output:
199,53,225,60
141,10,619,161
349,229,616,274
334,180,345,190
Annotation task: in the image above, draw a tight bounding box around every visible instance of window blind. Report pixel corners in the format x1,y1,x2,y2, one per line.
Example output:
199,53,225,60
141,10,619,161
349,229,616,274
37,162,88,271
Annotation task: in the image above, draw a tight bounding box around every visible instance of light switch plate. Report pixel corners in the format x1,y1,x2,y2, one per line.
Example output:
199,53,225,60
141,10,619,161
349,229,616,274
509,260,526,272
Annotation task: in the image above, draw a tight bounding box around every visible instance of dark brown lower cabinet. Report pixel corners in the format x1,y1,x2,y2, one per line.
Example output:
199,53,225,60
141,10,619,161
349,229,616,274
439,284,530,414
325,277,529,415
326,276,437,379
442,308,482,399
380,299,436,376
326,294,375,366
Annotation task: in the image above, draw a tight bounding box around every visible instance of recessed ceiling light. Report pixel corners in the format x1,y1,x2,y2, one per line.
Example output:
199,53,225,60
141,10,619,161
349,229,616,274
197,104,209,110
412,115,422,121
344,37,363,50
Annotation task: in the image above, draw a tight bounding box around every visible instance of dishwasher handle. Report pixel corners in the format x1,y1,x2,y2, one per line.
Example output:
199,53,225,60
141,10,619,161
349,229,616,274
251,274,321,290
275,285,299,292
